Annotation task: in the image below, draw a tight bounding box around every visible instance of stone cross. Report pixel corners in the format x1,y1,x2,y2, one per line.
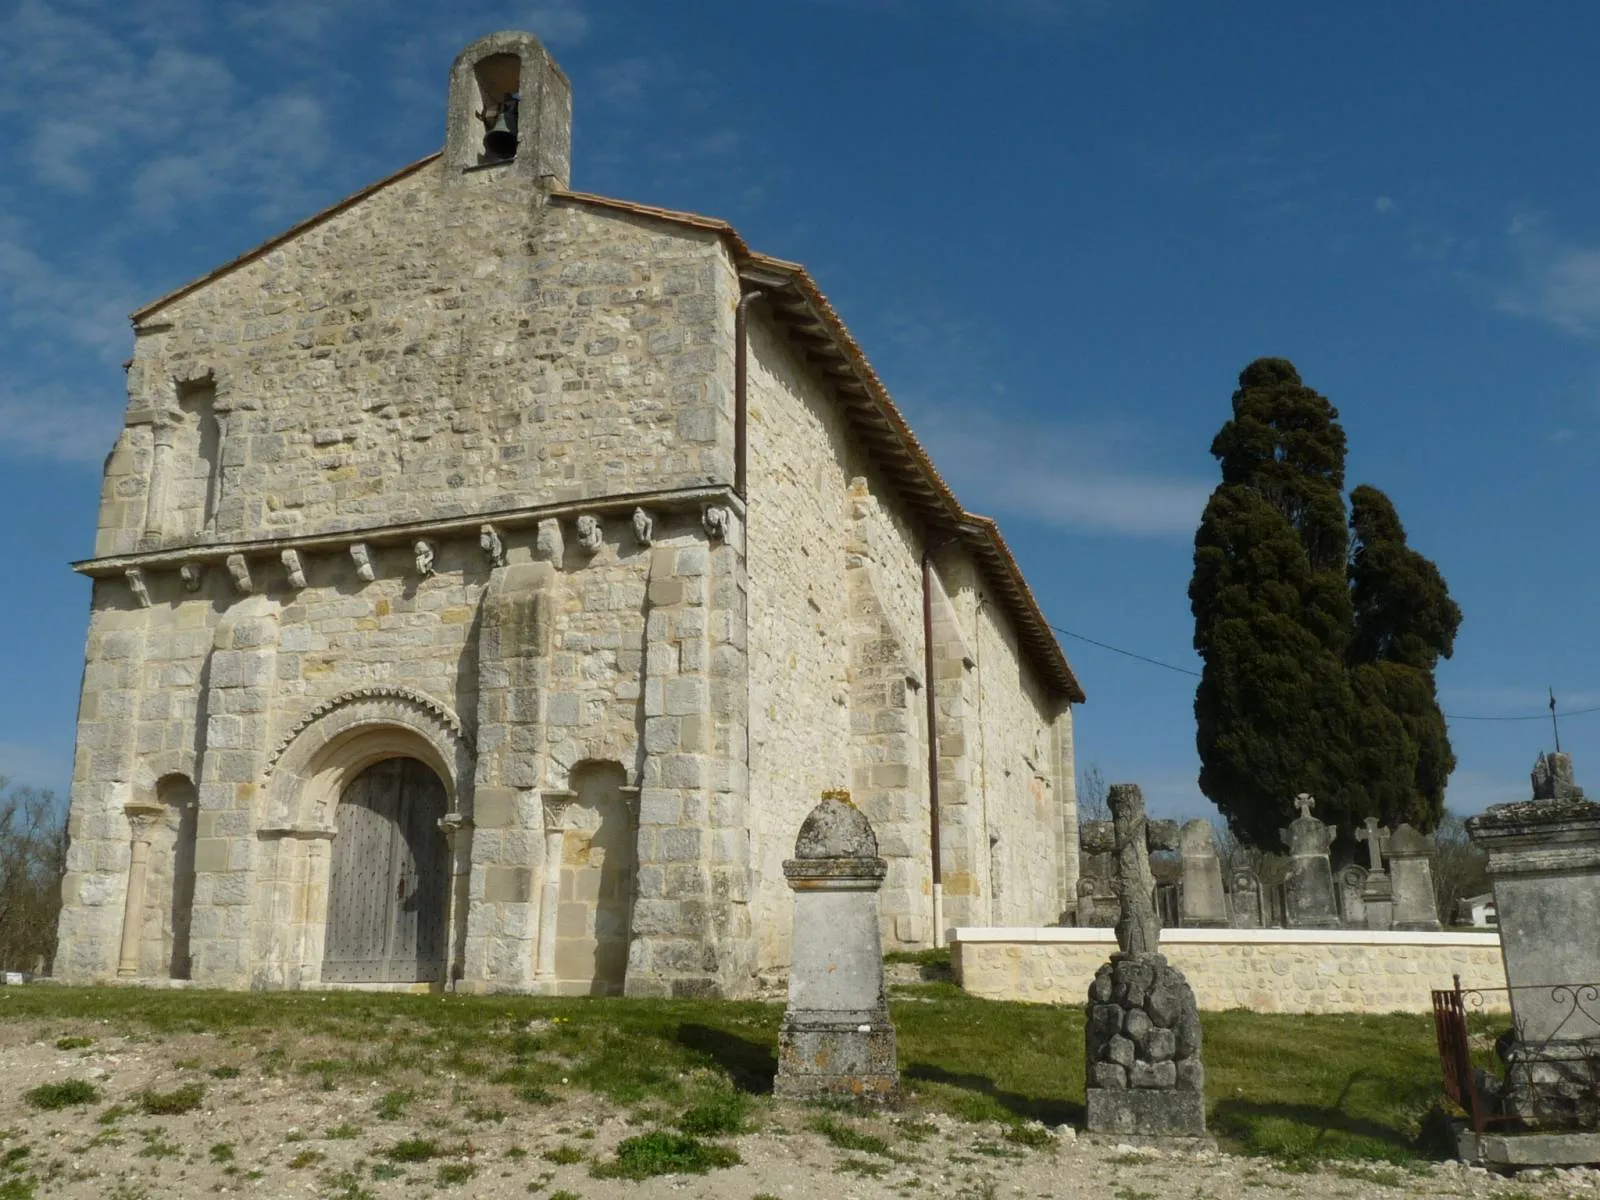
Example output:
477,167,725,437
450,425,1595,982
1295,793,1316,820
1356,817,1387,872
1109,783,1159,956
773,790,898,1102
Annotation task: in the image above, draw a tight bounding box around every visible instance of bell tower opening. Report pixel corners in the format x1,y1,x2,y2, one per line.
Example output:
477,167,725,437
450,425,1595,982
473,53,521,163
445,31,572,186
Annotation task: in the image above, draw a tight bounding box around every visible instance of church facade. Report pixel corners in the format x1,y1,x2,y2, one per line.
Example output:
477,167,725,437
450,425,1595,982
53,31,1083,998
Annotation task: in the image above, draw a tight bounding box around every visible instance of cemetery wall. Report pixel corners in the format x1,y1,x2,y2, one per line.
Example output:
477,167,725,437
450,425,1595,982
952,927,1508,1014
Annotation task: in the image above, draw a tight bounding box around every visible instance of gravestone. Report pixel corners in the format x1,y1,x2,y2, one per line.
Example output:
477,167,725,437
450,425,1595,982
1337,863,1369,928
1227,869,1262,929
774,790,898,1102
1279,794,1340,929
1356,817,1394,931
1386,824,1441,931
1468,753,1600,1133
1084,784,1206,1137
1178,820,1228,928
1077,821,1120,927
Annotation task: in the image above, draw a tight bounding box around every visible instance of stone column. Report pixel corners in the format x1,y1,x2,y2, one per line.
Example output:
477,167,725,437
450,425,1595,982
534,796,571,987
1468,754,1600,1126
116,803,167,977
774,791,898,1102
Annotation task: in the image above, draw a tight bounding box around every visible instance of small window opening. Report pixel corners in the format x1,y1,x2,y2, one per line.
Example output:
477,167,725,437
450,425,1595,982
474,54,522,163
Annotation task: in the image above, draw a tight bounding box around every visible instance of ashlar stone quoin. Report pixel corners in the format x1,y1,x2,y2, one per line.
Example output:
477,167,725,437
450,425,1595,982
774,791,899,1101
52,28,1086,999
1084,783,1206,1137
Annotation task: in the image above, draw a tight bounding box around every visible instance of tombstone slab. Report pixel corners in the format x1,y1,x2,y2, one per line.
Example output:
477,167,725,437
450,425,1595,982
1280,794,1340,929
1386,824,1441,932
774,791,898,1102
1178,820,1228,928
1226,869,1262,929
1336,863,1369,929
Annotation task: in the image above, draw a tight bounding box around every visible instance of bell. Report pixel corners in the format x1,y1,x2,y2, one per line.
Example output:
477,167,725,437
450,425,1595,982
483,112,517,160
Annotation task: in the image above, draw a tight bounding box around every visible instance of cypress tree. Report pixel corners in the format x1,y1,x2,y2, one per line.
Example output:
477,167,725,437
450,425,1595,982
1190,359,1359,847
1191,360,1462,847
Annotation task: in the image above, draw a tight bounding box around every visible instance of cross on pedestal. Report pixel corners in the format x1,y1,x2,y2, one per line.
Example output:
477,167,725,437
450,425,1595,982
1356,817,1387,872
1294,793,1316,821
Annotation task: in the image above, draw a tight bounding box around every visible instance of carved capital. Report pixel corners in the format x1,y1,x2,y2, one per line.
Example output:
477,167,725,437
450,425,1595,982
123,802,167,841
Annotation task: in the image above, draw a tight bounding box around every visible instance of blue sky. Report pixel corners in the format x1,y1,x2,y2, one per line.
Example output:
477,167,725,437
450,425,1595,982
2,0,1596,821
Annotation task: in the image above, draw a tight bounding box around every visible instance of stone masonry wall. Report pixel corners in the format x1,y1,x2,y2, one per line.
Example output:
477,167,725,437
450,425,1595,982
101,164,736,557
954,930,1510,1014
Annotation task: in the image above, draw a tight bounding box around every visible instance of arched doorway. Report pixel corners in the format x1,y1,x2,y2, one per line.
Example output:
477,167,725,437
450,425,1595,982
323,757,449,984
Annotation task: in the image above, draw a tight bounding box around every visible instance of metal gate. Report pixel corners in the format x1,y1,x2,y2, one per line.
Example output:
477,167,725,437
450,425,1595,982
322,757,448,984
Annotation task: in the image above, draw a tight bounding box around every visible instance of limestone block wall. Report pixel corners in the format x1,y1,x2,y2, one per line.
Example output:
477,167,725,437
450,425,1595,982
101,164,737,557
952,927,1510,1014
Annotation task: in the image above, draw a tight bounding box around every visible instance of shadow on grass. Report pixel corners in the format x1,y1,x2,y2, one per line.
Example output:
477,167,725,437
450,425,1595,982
674,1024,777,1094
904,1063,1083,1126
1209,1069,1425,1161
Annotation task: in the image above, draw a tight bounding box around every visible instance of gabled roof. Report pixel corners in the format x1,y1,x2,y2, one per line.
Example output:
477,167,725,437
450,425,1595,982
125,168,1083,706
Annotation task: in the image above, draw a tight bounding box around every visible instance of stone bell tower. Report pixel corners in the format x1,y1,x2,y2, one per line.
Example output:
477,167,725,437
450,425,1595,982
443,30,572,186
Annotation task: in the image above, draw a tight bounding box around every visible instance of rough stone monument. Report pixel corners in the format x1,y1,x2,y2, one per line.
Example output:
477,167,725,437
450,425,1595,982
774,790,899,1102
1178,819,1228,928
1280,794,1340,929
1386,824,1442,931
1467,753,1600,1136
1084,784,1206,1137
1227,868,1262,929
1356,818,1394,931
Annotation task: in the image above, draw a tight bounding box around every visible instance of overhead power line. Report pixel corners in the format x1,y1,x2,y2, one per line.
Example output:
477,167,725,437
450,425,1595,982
1045,622,1600,724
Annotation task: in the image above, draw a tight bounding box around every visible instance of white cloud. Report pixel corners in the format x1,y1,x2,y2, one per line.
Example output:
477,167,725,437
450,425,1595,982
0,219,141,360
1496,214,1600,337
911,404,1210,538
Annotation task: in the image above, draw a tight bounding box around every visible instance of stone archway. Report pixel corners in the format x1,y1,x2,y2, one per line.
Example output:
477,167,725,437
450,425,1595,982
251,687,474,989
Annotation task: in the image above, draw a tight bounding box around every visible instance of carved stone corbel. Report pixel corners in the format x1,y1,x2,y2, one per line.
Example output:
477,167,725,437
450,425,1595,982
632,507,654,546
575,514,603,555
281,549,306,591
479,524,506,568
413,539,436,576
703,505,731,542
125,568,150,609
225,554,253,595
179,562,204,593
350,543,375,583
535,518,564,563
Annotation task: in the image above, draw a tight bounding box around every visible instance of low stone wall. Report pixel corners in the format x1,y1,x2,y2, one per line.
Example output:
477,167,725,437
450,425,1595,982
951,927,1509,1014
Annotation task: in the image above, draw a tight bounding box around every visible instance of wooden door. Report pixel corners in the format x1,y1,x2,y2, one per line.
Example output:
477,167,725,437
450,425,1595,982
323,758,449,984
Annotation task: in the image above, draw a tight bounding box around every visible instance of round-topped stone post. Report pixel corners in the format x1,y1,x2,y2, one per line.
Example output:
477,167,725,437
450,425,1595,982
774,789,899,1102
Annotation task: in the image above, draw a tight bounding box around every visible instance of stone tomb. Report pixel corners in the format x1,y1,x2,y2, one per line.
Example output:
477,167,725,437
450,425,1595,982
1386,824,1441,932
774,791,899,1102
1178,819,1228,928
1084,784,1205,1138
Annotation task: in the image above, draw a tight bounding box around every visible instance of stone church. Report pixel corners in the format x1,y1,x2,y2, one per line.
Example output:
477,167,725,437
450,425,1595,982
53,31,1084,998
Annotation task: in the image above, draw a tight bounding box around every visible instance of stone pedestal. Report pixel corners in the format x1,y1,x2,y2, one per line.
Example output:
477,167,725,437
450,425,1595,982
1468,755,1600,1129
774,792,898,1102
1084,953,1206,1136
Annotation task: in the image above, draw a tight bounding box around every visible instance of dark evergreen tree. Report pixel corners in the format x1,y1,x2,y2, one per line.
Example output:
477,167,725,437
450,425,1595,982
1347,484,1461,828
1190,359,1359,848
1190,359,1461,848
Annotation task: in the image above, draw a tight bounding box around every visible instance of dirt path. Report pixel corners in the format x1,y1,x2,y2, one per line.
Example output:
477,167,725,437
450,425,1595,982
0,1022,1591,1199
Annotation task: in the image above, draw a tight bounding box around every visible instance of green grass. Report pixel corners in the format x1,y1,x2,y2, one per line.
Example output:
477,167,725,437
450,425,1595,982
138,1083,204,1115
808,1115,892,1157
591,1131,740,1180
385,1138,441,1162
53,1036,93,1050
0,983,1468,1166
437,1162,477,1185
540,1146,584,1165
676,1088,749,1136
23,1080,99,1110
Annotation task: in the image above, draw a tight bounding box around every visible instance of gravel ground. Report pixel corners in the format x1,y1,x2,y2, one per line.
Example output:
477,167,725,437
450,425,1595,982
1,1022,1594,1200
